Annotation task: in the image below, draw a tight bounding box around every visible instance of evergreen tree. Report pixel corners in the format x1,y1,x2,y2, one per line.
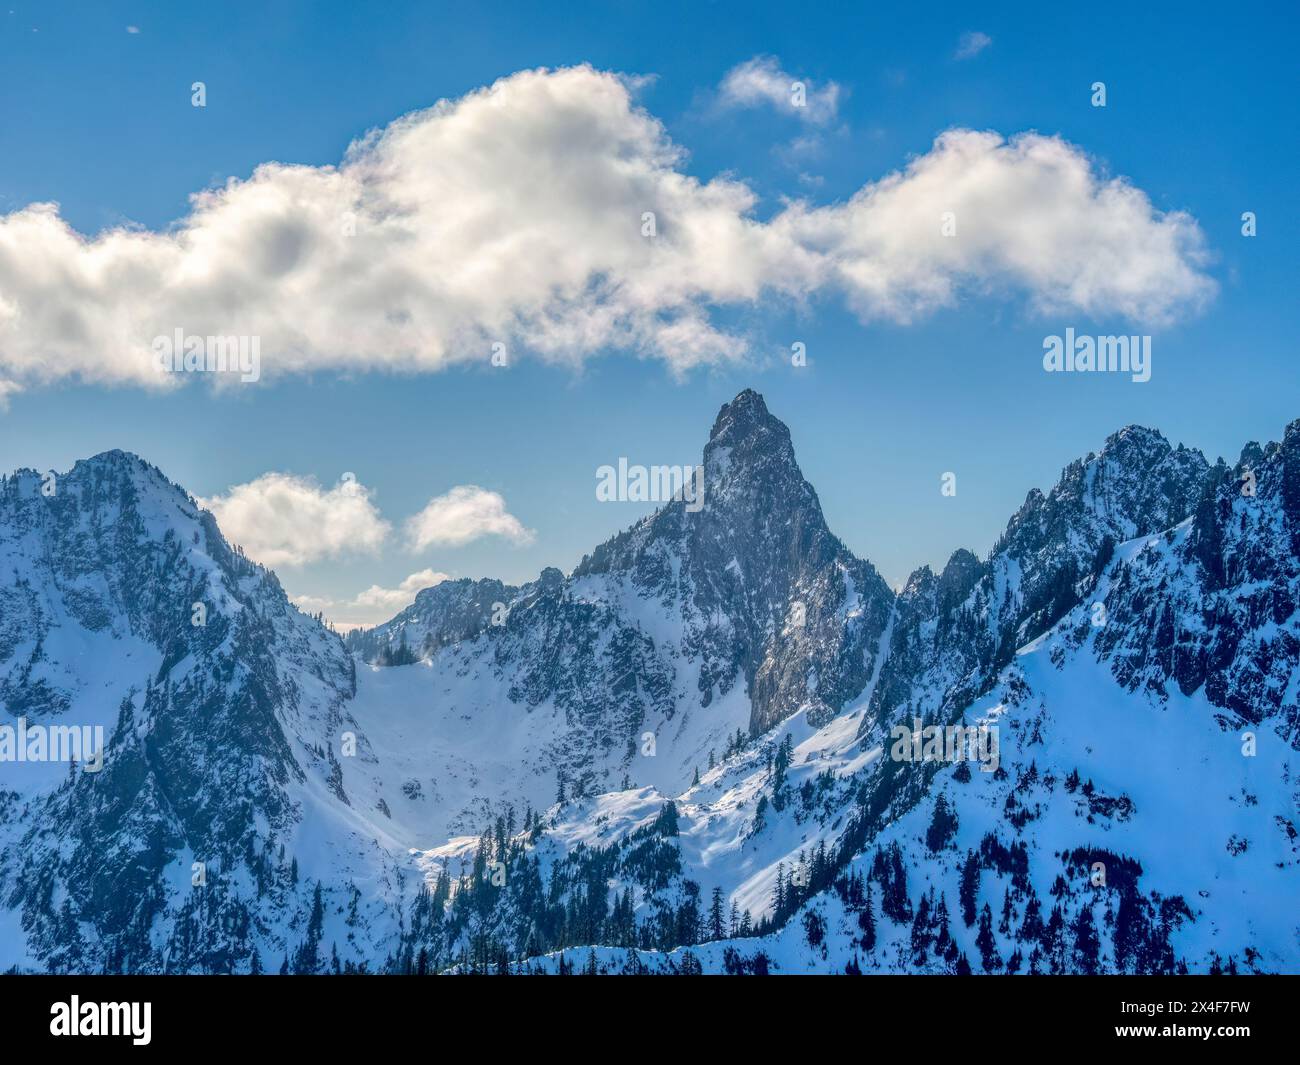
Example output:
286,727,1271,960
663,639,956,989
910,891,933,965
802,909,826,950
772,734,794,811
381,632,417,667
959,850,980,926
1043,904,1067,974
976,902,1001,972
872,842,912,923
296,882,325,974
1018,895,1044,943
934,893,953,955
675,881,702,946
858,884,877,952
999,888,1014,936
1072,903,1101,974
925,792,959,852
708,887,726,941
1113,889,1147,973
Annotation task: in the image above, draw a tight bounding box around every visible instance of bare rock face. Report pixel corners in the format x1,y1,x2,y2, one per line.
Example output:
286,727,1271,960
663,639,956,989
575,389,894,735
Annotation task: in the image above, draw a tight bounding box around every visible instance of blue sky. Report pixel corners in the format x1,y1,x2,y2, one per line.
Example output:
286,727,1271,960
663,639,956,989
0,1,1295,626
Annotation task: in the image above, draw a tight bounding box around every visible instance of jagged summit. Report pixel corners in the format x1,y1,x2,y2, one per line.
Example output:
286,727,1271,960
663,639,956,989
76,447,149,466
6,448,176,498
3,403,1297,975
709,388,776,440
68,448,173,487
567,388,894,733
1098,423,1167,450
705,388,799,483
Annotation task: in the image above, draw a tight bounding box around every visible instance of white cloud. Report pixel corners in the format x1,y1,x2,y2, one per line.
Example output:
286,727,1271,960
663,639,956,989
718,56,841,126
352,568,451,611
0,65,1213,397
406,486,533,551
772,129,1213,324
201,466,526,581
955,31,993,59
290,568,450,628
201,473,390,567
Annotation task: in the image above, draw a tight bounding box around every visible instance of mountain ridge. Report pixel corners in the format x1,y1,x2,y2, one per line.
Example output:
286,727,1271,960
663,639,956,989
1,392,1295,974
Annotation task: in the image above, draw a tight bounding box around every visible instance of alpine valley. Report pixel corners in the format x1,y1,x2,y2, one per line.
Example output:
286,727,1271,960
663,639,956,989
1,390,1296,975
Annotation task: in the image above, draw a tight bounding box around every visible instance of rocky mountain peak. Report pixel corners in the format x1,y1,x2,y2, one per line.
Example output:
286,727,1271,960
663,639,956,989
708,388,774,441
1098,422,1168,454
704,389,800,488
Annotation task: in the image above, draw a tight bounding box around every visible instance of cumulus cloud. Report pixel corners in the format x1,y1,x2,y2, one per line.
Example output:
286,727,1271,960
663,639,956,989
352,568,451,612
0,65,1213,396
201,468,528,569
406,486,533,551
772,129,1213,323
955,31,993,59
718,56,841,126
290,569,450,628
200,473,390,567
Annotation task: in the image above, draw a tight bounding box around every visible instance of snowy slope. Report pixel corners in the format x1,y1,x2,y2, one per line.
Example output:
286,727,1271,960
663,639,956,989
0,453,409,972
383,410,1298,975
340,389,893,840
469,554,1298,975
2,396,1296,975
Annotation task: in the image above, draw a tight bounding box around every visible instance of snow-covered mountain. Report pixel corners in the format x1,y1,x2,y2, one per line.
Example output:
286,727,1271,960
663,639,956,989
0,453,402,973
866,425,1212,734
344,575,525,664
1,393,1296,974
341,389,893,843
